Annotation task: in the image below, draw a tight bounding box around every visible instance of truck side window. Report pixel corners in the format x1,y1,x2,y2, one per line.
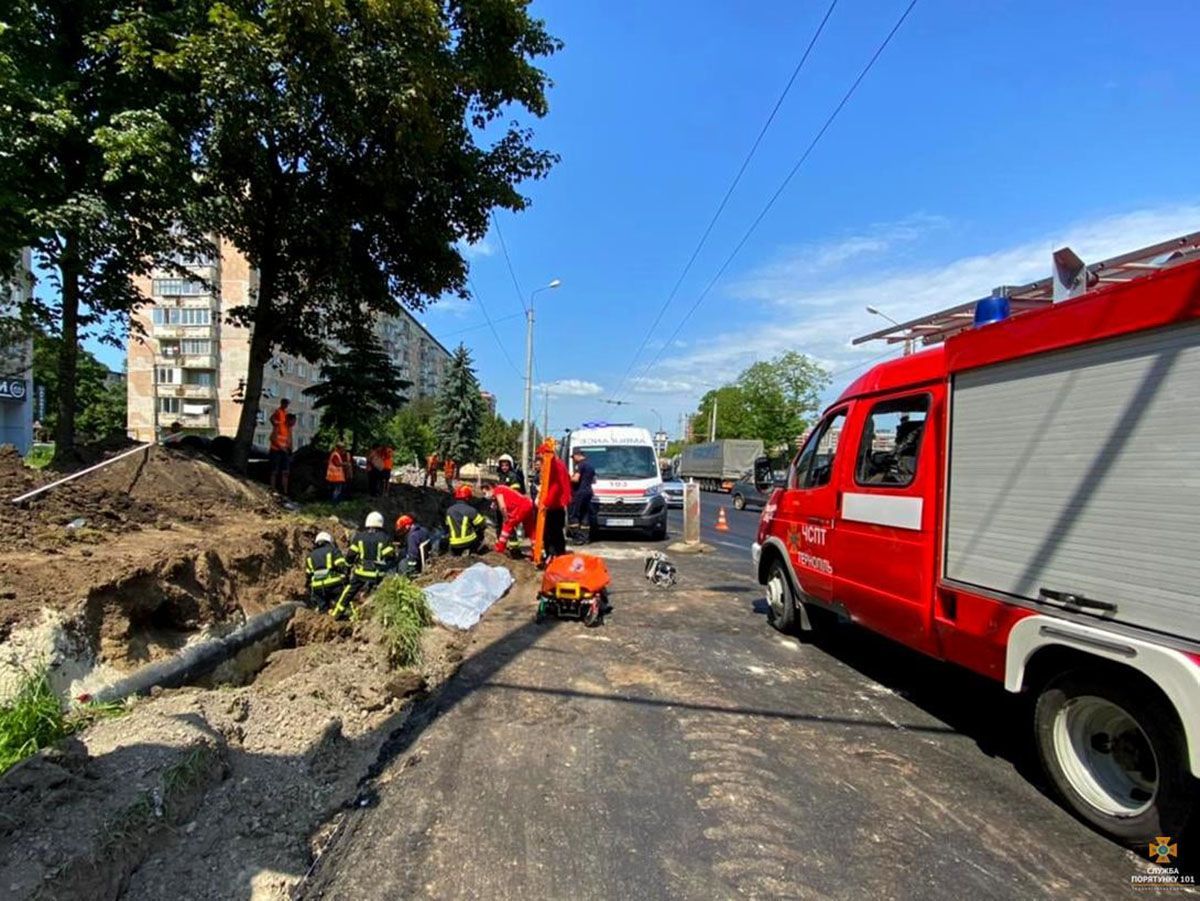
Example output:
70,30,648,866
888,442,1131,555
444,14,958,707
792,410,846,490
854,395,930,487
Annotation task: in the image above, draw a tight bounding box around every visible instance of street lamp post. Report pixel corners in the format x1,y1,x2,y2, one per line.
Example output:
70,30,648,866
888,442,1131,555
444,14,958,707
522,279,562,479
866,305,913,355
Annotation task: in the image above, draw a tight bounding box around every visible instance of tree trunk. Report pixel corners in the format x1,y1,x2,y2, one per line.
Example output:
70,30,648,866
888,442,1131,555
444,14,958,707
231,272,276,472
52,235,81,467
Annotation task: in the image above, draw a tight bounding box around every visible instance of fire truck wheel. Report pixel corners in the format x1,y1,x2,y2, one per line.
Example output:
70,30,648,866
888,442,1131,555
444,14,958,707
764,558,797,633
1034,671,1194,844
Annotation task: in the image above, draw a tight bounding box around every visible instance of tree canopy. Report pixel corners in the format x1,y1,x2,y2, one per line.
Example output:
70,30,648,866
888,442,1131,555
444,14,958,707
434,344,485,463
0,0,210,463
32,333,126,444
161,0,560,467
693,351,830,453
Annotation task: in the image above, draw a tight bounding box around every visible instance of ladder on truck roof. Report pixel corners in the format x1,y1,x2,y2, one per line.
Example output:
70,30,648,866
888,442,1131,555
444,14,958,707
852,231,1200,350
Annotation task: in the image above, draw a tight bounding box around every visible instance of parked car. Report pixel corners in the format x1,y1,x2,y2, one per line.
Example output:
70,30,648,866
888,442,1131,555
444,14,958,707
730,471,784,510
660,476,685,508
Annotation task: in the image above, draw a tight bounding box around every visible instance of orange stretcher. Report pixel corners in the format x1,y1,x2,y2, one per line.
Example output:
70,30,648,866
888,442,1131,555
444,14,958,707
537,552,611,627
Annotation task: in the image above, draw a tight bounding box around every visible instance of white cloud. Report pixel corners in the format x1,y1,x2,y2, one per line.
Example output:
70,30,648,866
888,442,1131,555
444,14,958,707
649,204,1200,401
628,376,696,395
539,379,603,397
460,238,495,259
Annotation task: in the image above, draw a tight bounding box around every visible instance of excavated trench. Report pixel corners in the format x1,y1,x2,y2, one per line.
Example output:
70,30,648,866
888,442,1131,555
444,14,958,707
0,520,312,704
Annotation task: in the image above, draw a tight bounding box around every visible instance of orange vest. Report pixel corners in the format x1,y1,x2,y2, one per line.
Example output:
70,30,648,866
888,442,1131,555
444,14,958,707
326,449,347,483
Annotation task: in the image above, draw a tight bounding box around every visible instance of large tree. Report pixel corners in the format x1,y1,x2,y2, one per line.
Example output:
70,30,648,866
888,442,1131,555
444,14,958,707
303,328,410,453
693,352,830,453
167,0,559,469
0,1,209,464
385,397,437,469
434,343,485,463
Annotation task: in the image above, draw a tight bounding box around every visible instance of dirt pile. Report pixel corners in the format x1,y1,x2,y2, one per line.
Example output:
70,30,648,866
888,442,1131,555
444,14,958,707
0,575,493,900
0,446,312,701
0,445,278,537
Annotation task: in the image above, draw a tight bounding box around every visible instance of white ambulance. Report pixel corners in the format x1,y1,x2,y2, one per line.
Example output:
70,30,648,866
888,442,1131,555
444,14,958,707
565,423,668,539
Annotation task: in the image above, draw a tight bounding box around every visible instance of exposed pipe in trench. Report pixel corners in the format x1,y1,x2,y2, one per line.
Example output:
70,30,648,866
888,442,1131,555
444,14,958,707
88,602,304,705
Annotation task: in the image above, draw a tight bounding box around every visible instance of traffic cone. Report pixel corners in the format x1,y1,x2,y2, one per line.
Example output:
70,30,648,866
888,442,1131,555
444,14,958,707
715,508,730,532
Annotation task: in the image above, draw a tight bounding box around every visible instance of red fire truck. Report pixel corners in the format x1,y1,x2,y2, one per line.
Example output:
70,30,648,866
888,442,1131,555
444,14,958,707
752,233,1200,843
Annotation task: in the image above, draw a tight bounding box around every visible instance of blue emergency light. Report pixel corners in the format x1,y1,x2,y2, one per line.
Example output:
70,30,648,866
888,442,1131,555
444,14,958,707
973,295,1011,327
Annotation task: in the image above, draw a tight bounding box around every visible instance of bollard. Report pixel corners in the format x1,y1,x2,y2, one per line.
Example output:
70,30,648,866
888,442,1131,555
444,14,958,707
683,480,701,545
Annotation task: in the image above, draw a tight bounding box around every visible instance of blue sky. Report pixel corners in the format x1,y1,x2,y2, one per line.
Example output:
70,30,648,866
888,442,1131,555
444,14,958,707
92,0,1200,440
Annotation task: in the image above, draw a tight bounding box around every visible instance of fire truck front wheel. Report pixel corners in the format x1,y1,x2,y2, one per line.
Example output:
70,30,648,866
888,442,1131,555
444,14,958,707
764,558,797,633
1034,670,1194,844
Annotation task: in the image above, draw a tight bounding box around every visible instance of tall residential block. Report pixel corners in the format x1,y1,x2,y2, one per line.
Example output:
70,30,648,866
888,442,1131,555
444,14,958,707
0,249,34,453
128,240,451,447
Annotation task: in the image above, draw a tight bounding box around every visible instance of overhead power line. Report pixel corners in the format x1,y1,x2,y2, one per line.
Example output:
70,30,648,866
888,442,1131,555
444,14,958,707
623,0,920,398
490,212,527,313
435,311,523,339
606,0,841,404
466,276,522,379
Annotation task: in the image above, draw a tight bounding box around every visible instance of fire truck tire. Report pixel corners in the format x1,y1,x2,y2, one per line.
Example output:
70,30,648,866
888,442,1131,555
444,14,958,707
764,557,797,634
1034,670,1194,844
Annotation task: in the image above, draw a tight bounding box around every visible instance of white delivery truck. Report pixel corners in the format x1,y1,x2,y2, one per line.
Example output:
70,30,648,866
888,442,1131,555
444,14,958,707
565,423,668,539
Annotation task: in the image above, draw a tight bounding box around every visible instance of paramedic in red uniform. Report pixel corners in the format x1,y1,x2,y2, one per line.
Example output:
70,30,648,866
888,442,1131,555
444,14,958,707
484,483,536,555
539,442,571,559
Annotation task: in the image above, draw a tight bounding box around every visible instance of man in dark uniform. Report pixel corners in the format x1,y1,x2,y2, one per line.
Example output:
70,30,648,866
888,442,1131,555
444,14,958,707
394,514,430,575
333,511,396,619
445,485,489,555
569,448,598,544
305,531,347,613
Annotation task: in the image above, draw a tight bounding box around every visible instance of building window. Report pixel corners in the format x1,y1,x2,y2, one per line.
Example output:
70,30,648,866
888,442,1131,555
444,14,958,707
184,370,214,387
152,278,207,297
180,308,210,326
159,341,180,357
155,366,179,385
158,397,181,414
181,339,211,355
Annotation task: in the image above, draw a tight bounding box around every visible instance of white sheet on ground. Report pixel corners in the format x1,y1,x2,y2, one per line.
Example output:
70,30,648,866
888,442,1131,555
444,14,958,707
424,563,515,630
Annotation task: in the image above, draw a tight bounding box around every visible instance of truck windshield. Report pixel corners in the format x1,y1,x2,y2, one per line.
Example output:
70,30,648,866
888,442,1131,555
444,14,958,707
576,445,658,480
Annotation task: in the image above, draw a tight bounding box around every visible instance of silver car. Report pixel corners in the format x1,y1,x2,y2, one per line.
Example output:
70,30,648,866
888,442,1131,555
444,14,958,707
660,476,685,508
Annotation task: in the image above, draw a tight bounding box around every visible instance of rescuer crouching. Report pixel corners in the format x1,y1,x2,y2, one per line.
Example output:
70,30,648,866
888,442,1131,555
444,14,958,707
332,511,397,619
305,531,348,614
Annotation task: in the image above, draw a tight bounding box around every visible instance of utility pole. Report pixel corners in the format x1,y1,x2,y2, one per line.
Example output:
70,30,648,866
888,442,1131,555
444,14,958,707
542,385,549,439
709,394,717,441
521,306,534,480
521,279,562,479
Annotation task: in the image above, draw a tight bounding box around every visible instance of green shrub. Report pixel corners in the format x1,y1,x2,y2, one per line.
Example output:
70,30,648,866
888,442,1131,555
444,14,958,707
372,576,433,667
24,444,54,470
0,667,70,774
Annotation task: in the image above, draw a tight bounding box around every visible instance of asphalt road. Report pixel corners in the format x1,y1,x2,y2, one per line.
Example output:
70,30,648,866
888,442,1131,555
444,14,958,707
306,492,1163,899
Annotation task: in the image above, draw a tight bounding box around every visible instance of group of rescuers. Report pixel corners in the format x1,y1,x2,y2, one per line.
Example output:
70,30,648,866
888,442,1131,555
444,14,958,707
305,442,600,619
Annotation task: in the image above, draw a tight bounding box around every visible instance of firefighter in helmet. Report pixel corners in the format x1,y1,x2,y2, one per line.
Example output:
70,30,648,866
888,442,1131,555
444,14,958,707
305,531,347,613
445,485,488,556
332,511,396,619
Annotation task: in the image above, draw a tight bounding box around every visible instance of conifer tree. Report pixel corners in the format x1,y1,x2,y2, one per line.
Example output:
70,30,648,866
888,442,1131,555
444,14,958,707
304,328,410,451
434,344,485,464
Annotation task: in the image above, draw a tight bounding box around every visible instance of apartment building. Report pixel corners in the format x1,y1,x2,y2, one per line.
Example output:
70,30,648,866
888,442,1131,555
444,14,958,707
128,240,452,448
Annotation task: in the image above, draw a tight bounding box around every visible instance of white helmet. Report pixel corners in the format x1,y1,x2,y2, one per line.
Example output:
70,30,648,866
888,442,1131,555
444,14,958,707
365,511,384,529
315,531,334,546
498,454,514,466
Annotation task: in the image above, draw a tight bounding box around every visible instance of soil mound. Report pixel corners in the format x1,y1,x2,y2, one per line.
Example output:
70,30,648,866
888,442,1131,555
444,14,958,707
0,445,278,536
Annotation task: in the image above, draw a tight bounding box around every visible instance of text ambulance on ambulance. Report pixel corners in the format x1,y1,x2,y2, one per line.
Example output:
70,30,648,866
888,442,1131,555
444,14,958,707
565,423,668,540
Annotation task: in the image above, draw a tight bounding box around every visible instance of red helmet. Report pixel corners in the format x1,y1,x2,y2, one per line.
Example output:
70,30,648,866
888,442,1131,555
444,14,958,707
395,514,414,531
454,485,473,500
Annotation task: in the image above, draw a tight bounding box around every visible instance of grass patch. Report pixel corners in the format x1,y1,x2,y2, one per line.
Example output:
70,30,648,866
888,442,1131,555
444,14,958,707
0,667,131,775
0,667,71,774
372,576,433,667
300,497,373,525
24,443,54,470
